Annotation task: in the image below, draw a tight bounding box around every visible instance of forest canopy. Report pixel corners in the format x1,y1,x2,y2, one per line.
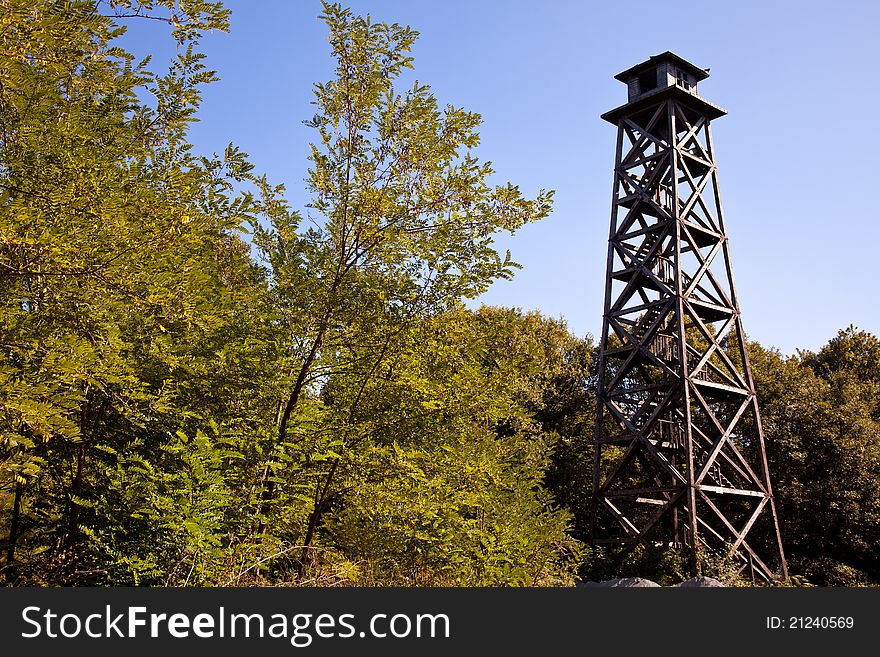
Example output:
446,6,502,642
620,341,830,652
1,0,877,587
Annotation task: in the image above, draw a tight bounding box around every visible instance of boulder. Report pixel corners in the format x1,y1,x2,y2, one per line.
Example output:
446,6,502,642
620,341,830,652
675,576,725,587
599,577,661,587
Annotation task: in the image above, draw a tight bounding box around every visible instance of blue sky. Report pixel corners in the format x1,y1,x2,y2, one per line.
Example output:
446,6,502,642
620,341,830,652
120,0,879,355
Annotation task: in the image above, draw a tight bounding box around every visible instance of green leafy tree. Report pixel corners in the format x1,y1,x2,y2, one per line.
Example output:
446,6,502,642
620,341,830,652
1,0,568,588
750,332,880,586
250,2,554,576
321,307,584,585
0,0,282,584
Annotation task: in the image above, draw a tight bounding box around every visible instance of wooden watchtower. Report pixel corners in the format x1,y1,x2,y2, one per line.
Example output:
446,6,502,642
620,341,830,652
591,52,787,582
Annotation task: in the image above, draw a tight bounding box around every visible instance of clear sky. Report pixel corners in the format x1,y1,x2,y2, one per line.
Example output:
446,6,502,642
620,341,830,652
120,0,880,355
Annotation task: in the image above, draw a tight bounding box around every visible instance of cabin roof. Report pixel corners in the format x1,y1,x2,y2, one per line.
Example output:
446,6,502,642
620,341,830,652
613,51,710,83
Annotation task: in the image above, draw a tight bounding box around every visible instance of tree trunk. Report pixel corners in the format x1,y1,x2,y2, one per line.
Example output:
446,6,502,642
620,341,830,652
257,307,334,533
296,457,340,578
4,480,23,579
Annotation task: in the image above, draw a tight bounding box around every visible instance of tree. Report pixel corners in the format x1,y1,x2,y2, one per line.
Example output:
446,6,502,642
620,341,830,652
802,325,880,387
322,307,583,585
0,0,564,587
0,0,280,584
750,335,880,586
249,2,554,576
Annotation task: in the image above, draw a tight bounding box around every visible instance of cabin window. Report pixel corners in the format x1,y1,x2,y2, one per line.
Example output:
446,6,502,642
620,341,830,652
675,68,691,90
638,69,658,94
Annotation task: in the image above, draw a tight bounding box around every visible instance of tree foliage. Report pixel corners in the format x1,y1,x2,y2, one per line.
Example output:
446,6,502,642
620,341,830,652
0,0,572,586
750,328,880,586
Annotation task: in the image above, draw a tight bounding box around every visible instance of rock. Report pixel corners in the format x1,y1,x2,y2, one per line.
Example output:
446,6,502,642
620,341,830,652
675,576,725,587
599,577,661,587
